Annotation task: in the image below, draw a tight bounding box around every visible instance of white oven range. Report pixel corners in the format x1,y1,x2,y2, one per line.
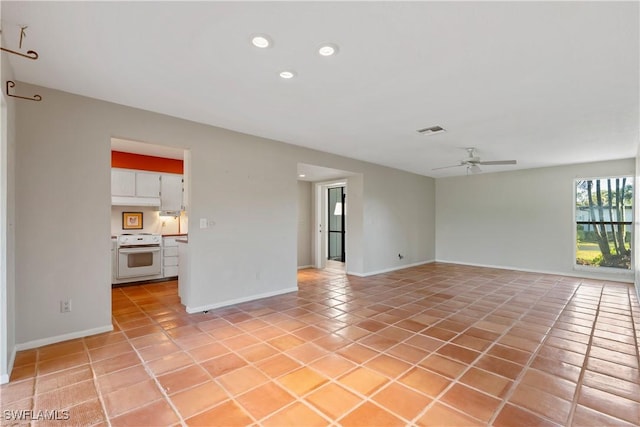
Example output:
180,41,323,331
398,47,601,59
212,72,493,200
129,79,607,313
112,233,163,285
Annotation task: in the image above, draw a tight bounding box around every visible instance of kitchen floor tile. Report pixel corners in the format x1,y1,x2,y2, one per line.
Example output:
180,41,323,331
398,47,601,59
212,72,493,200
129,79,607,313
3,265,639,427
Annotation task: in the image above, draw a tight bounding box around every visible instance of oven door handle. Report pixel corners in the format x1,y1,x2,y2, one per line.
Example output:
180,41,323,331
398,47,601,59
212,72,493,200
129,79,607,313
119,246,161,254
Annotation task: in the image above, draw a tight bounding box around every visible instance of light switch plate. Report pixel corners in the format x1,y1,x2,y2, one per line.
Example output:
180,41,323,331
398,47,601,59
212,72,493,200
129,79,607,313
199,218,207,229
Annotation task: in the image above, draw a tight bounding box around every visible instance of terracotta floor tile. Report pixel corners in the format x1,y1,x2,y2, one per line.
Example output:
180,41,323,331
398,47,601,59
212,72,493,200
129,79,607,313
577,384,640,424
451,334,491,352
339,401,405,427
386,343,429,364
236,381,295,420
416,402,484,427
92,351,141,376
236,342,278,362
436,343,480,364
34,379,98,411
306,382,363,419
256,354,301,378
285,342,327,364
262,401,328,427
5,266,640,427
36,365,93,394
338,367,389,395
509,382,572,424
102,379,163,417
337,343,379,364
218,365,268,395
63,398,106,426
95,364,151,395
277,367,328,396
441,383,501,422
419,354,466,379
187,342,230,363
38,340,86,361
89,341,134,362
459,367,512,398
474,354,523,380
37,352,90,376
158,364,210,394
146,351,194,375
520,368,577,401
110,399,179,427
572,404,638,427
585,357,640,383
170,381,229,419
200,353,247,377
398,367,449,397
493,403,561,427
372,382,432,421
309,353,357,378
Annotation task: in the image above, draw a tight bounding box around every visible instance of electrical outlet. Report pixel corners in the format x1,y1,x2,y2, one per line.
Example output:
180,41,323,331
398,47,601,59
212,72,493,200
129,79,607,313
60,299,72,313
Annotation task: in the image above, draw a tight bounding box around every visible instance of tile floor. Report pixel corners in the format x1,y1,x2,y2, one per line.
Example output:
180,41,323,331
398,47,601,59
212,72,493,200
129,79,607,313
2,263,639,426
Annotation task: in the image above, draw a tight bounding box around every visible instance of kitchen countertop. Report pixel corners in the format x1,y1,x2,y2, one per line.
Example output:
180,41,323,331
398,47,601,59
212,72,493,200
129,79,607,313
176,237,188,243
162,233,188,237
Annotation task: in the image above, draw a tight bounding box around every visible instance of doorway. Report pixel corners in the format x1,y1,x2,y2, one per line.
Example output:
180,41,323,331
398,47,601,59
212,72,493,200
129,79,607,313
327,186,345,263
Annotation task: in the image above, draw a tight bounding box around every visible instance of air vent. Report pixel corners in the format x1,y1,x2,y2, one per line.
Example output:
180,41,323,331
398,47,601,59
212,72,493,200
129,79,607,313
417,125,446,135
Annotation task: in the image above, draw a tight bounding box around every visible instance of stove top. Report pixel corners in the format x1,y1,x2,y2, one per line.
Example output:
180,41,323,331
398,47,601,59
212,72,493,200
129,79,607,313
117,233,161,246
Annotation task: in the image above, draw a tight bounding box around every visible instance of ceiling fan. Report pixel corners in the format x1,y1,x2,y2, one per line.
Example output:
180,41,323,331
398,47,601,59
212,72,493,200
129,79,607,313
432,148,517,174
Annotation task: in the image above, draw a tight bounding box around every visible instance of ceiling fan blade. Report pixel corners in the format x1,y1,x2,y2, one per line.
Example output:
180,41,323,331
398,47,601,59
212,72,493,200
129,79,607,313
432,164,463,170
478,160,517,165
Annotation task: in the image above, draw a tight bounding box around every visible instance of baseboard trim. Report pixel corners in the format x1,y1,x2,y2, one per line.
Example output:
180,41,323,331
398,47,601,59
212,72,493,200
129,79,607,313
435,259,634,284
347,260,435,277
186,287,298,314
15,325,114,351
297,265,313,270
2,345,17,384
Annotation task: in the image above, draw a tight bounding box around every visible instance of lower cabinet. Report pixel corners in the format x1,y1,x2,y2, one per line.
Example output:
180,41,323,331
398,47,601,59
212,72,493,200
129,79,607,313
163,237,179,277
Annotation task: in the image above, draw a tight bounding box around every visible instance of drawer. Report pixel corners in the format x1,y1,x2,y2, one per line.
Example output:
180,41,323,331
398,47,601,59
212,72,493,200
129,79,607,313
164,257,178,267
164,247,178,257
163,266,178,277
163,237,178,247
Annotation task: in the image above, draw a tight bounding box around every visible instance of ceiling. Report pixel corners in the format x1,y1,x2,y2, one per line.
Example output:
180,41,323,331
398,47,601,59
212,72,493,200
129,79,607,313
2,2,638,178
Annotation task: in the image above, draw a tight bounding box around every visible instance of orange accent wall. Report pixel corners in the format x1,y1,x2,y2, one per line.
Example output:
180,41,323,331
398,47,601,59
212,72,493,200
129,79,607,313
112,151,183,174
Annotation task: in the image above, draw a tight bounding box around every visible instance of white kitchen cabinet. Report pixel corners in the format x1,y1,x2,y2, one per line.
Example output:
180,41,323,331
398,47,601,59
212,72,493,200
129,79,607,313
163,237,179,278
160,174,183,211
111,169,136,196
111,169,161,198
135,172,161,197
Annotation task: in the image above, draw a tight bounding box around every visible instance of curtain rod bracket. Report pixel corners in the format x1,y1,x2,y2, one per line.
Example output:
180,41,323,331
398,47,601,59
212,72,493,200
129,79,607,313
0,47,38,60
5,81,42,101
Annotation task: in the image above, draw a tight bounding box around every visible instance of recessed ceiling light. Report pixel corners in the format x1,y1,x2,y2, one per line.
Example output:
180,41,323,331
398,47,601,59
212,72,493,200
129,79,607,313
251,34,272,48
318,43,339,56
298,174,306,178
280,70,296,79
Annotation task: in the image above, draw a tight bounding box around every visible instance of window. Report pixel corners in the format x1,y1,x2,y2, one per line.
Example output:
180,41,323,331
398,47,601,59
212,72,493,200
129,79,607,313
575,177,633,270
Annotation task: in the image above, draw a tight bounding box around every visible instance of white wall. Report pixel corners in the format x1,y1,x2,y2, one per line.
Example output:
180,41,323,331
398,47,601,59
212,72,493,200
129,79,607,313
436,159,635,282
1,47,17,383
297,181,312,268
13,83,436,344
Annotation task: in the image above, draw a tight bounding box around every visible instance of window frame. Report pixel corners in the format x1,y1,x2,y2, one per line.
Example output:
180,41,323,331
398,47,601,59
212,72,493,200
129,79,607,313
573,175,634,273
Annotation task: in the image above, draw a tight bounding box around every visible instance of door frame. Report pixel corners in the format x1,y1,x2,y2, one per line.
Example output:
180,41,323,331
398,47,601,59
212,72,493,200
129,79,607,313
314,180,347,270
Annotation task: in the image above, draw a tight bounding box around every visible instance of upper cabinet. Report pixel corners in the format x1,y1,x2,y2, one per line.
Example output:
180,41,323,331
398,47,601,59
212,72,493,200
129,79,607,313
111,168,183,210
160,174,183,211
